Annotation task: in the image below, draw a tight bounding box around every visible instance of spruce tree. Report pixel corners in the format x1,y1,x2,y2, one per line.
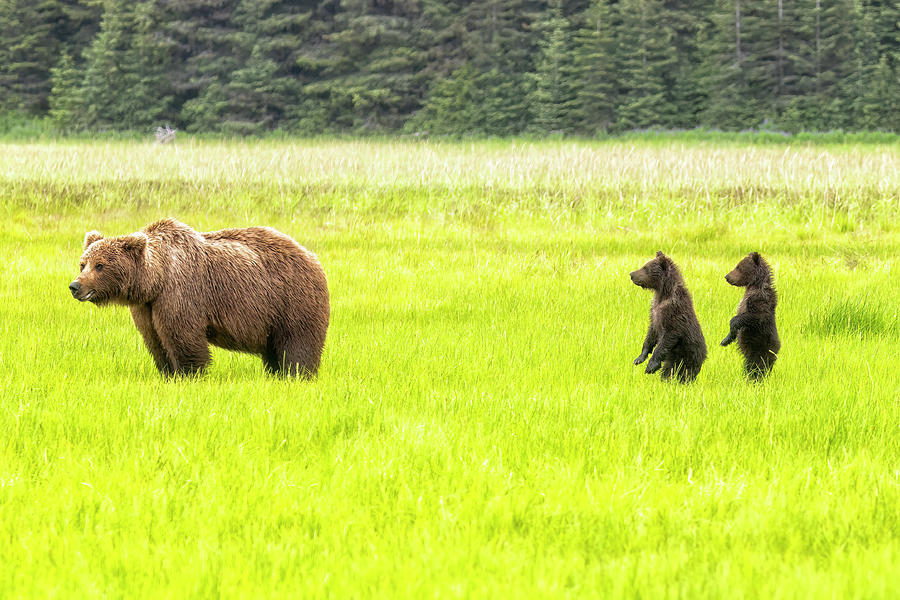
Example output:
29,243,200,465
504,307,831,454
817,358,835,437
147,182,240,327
79,0,172,131
408,62,482,136
440,0,541,135
780,0,855,131
856,55,900,131
701,0,770,130
662,0,714,129
194,0,317,134
47,51,83,130
616,0,676,130
221,45,281,134
298,0,434,134
528,0,578,135
0,0,62,114
571,0,618,134
164,0,241,131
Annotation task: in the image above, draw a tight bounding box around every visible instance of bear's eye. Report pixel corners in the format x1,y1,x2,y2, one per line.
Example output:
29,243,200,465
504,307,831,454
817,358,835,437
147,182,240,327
95,263,105,272
79,263,85,271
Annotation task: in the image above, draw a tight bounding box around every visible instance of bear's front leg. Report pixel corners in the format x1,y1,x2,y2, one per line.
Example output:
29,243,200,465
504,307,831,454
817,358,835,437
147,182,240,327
150,303,211,377
130,304,174,375
634,321,658,365
721,314,753,346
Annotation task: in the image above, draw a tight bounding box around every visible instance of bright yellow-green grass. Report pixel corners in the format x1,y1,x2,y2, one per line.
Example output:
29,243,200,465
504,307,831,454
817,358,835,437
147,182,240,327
1,138,899,598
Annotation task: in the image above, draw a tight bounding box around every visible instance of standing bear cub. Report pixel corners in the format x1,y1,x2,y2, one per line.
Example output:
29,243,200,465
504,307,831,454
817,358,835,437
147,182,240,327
630,251,707,382
721,252,780,380
70,218,330,378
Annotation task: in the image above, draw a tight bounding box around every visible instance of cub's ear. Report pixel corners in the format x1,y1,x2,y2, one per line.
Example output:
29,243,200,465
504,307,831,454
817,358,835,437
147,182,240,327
655,250,669,267
121,232,148,254
84,231,103,249
750,251,760,264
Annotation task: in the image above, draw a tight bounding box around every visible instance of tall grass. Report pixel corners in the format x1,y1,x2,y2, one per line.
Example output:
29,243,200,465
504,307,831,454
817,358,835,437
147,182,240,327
0,139,898,598
1,138,897,223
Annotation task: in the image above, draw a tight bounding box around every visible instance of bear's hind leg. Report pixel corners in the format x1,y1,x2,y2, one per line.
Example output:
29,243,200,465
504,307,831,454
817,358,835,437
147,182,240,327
660,362,673,380
264,334,319,379
262,344,281,375
676,363,701,383
745,351,776,381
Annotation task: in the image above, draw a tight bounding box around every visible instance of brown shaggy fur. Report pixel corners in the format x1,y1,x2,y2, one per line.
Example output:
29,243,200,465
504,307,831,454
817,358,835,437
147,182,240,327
70,218,330,378
630,251,707,382
721,252,780,380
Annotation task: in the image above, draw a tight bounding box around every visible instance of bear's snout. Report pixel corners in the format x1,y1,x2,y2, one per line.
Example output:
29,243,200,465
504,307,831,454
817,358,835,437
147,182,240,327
629,270,648,287
69,280,91,301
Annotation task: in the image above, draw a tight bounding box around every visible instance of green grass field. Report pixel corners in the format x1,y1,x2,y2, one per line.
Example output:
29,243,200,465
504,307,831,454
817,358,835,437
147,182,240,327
1,138,898,597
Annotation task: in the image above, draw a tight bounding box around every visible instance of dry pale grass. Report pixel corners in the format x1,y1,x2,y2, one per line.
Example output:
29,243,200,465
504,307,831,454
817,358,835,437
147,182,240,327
1,139,897,198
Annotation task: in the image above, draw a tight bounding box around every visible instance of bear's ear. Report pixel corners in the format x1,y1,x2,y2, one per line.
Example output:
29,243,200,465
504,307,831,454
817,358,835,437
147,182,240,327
84,231,103,249
750,251,760,265
658,254,668,271
121,232,147,255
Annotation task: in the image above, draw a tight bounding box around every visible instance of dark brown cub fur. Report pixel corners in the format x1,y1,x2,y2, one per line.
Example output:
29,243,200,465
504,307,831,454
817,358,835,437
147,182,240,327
721,252,780,380
629,251,707,382
70,218,330,378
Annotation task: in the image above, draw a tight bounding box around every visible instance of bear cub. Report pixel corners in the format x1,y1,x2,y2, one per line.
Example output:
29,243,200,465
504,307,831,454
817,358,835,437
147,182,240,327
720,252,780,380
630,251,707,382
70,218,329,378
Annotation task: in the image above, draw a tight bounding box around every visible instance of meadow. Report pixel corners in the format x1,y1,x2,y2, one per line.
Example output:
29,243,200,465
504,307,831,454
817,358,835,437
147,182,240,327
1,138,898,597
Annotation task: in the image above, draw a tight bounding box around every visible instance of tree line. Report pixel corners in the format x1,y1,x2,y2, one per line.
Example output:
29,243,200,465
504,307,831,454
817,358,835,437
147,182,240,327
1,0,898,136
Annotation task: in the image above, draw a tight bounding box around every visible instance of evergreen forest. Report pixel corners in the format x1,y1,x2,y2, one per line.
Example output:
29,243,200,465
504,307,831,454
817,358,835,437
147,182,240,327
1,0,898,136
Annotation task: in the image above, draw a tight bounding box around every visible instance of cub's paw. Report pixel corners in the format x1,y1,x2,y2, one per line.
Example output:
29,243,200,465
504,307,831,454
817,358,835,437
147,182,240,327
645,358,662,374
633,353,648,365
720,334,735,347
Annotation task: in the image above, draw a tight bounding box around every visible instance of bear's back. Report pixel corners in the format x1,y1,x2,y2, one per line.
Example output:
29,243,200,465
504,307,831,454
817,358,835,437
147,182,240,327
203,226,301,256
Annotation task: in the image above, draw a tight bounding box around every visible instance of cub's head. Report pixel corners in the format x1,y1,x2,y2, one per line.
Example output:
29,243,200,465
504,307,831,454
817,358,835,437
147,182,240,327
725,252,770,287
69,230,147,305
630,251,678,291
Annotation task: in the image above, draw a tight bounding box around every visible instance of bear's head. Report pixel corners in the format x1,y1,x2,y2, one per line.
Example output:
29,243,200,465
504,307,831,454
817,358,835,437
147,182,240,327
630,251,680,292
69,230,148,305
725,252,770,287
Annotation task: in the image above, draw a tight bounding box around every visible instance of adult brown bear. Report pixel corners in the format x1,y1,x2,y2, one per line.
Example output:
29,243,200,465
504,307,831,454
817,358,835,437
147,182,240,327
70,218,329,378
630,251,707,383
